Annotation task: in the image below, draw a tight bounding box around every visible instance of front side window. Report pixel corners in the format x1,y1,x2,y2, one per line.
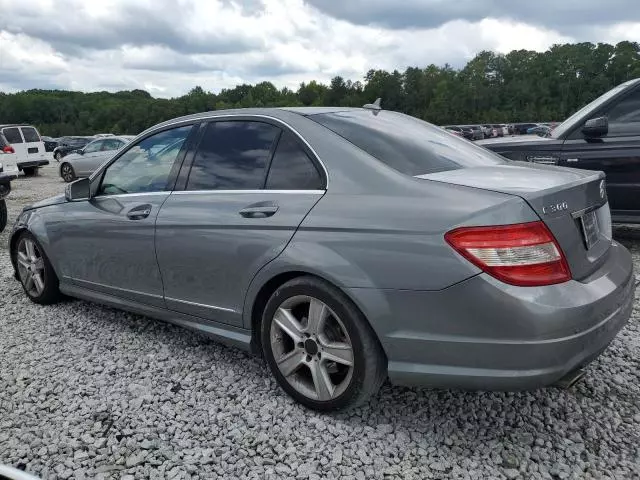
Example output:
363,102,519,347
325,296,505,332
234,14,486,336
20,127,40,143
98,125,193,196
606,89,640,137
2,127,23,144
101,139,123,151
310,110,506,176
186,121,279,190
83,140,104,154
266,132,323,190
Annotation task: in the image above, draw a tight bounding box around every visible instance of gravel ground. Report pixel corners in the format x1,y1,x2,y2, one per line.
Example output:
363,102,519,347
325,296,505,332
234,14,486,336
1,163,639,480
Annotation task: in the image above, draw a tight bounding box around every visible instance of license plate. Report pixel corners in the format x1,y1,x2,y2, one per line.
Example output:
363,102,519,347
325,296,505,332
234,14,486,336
28,147,39,154
580,211,599,249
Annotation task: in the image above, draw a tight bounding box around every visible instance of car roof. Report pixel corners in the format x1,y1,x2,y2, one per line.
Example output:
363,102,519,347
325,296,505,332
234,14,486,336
0,124,38,128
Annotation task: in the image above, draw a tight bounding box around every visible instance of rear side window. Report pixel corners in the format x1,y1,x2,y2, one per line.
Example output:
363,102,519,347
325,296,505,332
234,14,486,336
310,111,505,176
20,127,40,143
187,121,279,190
101,139,122,150
266,132,324,190
2,127,23,144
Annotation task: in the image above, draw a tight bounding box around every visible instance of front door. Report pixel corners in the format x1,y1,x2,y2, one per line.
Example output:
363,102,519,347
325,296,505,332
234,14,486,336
56,124,195,307
72,139,105,176
156,120,326,326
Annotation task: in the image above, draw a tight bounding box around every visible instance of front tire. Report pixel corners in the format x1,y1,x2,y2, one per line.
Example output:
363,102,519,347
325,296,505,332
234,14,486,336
60,163,76,183
0,199,7,233
13,231,62,304
261,276,386,411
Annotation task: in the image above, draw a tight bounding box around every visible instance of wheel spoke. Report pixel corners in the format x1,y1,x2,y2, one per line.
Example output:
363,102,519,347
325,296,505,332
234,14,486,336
17,252,30,270
32,273,45,294
310,360,334,401
307,298,328,334
23,271,34,290
276,349,305,377
321,341,354,367
25,240,36,259
273,308,305,343
33,258,44,270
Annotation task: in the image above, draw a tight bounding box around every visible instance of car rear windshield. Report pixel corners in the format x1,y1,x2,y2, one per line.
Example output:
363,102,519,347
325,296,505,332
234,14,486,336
309,110,506,176
21,127,40,143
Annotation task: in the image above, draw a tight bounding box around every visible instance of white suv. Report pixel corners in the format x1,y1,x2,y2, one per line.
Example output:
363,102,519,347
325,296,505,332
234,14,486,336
0,125,50,176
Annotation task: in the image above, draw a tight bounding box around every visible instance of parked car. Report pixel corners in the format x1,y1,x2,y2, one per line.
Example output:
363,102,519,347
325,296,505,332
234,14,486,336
41,136,59,152
460,125,485,140
0,125,50,176
513,123,540,135
443,126,463,137
53,137,94,161
10,106,636,411
443,125,474,140
490,124,505,137
480,77,640,224
527,125,552,136
0,169,16,232
59,136,135,182
482,124,498,137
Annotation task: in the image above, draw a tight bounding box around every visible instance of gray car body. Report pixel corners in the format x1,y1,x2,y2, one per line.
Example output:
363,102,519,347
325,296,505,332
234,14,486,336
60,136,134,178
10,107,635,390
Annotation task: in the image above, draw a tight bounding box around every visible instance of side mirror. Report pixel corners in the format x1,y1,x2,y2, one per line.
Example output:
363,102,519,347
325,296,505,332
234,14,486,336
65,177,91,202
582,116,608,138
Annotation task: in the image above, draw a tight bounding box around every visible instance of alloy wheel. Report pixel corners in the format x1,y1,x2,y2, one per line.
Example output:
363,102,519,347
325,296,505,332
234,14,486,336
61,164,74,182
269,295,354,401
16,238,46,297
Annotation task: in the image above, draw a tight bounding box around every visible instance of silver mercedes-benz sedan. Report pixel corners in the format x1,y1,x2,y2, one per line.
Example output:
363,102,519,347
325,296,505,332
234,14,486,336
59,135,135,182
9,106,636,411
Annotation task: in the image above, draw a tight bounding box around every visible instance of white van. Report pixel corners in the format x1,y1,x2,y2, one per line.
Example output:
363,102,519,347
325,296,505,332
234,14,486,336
0,125,50,175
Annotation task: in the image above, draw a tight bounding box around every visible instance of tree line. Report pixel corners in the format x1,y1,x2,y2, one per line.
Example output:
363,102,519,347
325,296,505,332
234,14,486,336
1,41,639,137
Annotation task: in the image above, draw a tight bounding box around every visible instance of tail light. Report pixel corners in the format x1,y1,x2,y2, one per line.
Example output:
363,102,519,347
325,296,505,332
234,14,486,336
2,145,14,154
445,221,571,287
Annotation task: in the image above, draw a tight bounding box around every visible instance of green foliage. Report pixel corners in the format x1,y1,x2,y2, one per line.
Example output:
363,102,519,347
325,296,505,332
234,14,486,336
1,41,639,136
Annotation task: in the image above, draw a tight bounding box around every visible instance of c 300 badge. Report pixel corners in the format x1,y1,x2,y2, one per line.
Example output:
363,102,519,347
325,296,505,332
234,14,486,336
542,202,568,215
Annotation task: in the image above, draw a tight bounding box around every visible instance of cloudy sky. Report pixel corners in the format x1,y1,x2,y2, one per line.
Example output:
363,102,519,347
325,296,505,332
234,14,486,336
1,0,639,97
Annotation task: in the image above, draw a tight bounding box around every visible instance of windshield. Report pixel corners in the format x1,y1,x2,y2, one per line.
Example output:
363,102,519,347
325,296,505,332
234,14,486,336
309,110,506,176
551,80,636,138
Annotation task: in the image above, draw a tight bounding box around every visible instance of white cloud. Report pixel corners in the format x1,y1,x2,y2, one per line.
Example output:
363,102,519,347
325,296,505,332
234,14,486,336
0,0,632,97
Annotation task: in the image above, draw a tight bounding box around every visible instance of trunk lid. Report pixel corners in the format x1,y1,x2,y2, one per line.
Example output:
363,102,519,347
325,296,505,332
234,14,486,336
418,162,611,280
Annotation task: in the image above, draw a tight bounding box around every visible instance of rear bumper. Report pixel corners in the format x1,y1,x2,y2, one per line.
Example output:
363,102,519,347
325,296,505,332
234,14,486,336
17,160,49,169
346,241,636,390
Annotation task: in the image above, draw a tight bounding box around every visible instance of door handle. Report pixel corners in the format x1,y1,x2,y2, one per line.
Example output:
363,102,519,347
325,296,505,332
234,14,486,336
239,205,279,218
126,205,152,220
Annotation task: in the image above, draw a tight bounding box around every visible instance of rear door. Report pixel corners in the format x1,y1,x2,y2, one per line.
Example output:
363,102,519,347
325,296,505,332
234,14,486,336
1,127,24,171
19,126,48,164
156,119,325,326
559,87,640,219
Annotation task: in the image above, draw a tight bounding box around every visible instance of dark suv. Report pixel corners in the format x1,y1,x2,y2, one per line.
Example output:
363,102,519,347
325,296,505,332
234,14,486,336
53,137,93,161
480,78,640,224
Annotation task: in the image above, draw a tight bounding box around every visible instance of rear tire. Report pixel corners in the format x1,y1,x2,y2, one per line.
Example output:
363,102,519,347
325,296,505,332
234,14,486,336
0,199,7,233
22,167,37,177
12,231,62,305
60,163,76,183
261,276,387,411
54,152,62,162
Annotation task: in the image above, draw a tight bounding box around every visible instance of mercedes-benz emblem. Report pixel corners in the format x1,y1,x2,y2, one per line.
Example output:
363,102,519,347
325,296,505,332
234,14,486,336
599,180,606,199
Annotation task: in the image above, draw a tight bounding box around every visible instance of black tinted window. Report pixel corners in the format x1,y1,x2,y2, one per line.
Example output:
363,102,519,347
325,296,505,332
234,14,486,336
266,132,323,190
21,127,40,142
607,89,640,136
2,127,23,144
187,121,279,190
310,111,505,176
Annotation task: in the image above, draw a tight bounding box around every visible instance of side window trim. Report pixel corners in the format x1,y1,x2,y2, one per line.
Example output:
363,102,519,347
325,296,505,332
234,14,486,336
90,122,200,198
